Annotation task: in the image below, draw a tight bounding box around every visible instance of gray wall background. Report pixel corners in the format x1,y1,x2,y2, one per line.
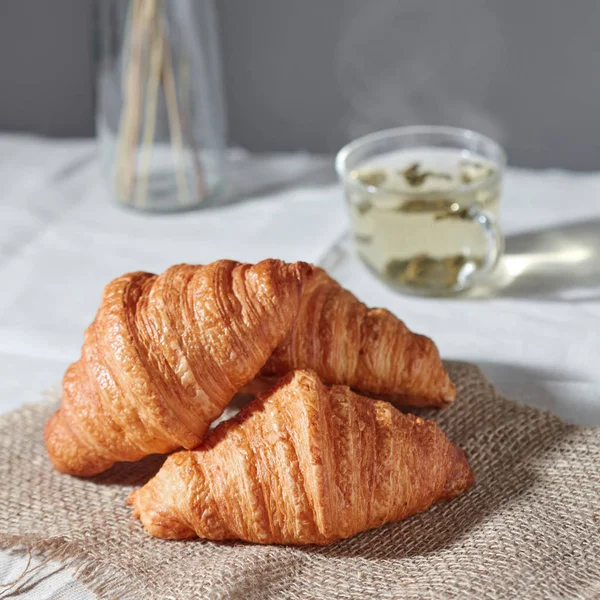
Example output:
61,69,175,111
1,0,599,169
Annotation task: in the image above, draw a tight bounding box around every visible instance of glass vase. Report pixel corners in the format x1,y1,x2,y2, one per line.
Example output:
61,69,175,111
96,0,226,211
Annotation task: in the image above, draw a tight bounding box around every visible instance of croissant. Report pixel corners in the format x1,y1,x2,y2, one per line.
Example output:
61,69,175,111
256,267,455,407
129,370,473,545
45,259,310,476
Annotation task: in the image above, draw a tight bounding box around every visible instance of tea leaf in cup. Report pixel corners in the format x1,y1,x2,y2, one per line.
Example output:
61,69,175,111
351,169,387,188
400,163,452,187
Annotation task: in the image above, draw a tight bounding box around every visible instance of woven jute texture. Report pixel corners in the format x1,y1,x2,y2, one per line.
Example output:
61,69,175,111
0,362,599,599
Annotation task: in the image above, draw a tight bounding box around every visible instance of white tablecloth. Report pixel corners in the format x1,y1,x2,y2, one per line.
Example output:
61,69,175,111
1,134,599,598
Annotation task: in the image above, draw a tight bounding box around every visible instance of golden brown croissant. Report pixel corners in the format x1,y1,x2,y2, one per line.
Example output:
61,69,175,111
129,370,473,545
256,267,455,407
45,259,311,477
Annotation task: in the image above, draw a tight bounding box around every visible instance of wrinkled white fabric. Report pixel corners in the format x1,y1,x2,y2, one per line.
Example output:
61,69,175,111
0,135,599,598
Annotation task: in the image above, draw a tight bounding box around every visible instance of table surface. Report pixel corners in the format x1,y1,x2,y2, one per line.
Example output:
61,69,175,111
1,134,599,598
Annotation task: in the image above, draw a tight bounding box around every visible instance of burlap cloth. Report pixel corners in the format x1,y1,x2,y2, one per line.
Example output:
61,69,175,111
0,362,598,600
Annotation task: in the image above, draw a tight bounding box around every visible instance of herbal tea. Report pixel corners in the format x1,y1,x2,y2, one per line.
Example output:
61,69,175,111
348,148,500,294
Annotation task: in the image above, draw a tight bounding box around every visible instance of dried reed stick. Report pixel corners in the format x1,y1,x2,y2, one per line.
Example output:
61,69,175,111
178,55,207,198
114,0,148,202
161,23,192,207
135,1,163,208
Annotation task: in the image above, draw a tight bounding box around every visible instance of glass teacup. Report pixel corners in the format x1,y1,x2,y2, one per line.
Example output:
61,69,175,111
336,126,506,297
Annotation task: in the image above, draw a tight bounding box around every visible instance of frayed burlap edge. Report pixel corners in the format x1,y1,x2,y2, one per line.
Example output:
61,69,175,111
0,537,144,599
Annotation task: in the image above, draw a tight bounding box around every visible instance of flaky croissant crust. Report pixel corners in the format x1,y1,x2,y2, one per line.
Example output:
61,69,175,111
45,259,310,476
259,266,456,407
129,370,473,545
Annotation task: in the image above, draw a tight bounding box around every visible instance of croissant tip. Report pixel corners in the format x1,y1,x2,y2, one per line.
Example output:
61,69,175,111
443,445,474,500
440,380,457,405
127,490,142,519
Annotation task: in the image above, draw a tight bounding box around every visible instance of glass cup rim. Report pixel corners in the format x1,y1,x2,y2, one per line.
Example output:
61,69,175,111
335,125,507,197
